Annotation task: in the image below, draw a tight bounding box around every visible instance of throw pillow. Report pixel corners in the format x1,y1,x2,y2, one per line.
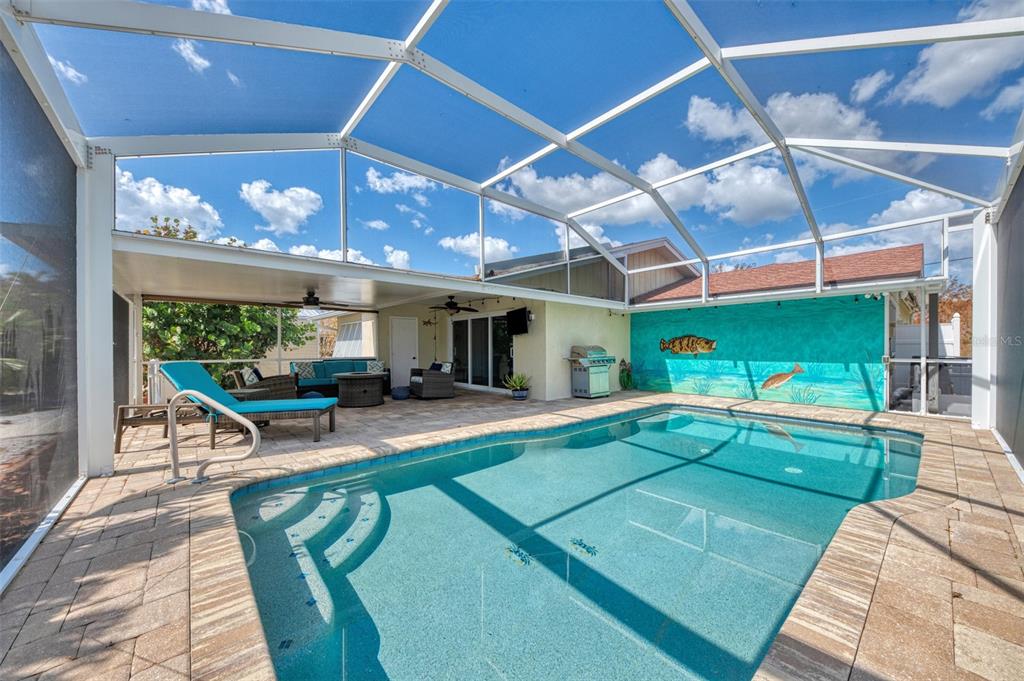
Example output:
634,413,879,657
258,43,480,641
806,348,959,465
367,360,385,373
429,362,443,371
439,362,453,374
294,362,315,379
240,368,259,386
251,367,264,381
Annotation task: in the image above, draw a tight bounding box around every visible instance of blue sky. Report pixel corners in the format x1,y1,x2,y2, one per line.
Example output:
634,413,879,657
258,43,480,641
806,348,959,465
38,0,1023,278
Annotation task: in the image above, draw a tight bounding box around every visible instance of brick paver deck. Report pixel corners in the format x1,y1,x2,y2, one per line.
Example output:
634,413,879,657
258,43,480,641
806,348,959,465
1,391,1021,680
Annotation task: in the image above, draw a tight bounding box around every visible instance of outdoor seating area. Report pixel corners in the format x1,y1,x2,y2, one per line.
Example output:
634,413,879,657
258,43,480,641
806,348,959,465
2,1,1023,680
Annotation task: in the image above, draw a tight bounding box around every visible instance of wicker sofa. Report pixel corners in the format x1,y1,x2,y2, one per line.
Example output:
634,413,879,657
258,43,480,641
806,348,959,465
290,358,385,397
227,369,297,399
410,367,455,399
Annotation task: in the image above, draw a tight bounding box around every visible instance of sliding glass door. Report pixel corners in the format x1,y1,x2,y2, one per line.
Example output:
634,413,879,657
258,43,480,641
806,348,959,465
450,313,513,390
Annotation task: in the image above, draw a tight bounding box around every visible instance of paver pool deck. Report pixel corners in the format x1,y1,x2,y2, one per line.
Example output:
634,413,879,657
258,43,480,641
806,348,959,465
1,391,1022,680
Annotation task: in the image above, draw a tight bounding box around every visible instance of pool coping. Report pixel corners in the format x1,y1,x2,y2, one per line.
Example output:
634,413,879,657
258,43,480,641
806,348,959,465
178,393,966,681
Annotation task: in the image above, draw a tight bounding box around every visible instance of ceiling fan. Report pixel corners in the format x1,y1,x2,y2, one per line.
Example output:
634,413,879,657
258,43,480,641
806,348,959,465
430,295,479,315
283,289,359,312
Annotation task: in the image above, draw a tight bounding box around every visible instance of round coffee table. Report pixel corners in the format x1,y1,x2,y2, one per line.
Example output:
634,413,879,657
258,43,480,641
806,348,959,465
333,372,386,407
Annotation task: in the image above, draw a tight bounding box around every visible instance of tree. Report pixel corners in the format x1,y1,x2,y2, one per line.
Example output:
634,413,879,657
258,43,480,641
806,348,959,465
138,217,314,384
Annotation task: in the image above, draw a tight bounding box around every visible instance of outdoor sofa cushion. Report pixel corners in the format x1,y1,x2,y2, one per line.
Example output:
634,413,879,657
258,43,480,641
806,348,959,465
297,377,336,388
293,359,371,379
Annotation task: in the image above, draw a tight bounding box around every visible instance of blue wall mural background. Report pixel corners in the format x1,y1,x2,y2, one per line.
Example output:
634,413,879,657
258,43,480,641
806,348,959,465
630,296,885,411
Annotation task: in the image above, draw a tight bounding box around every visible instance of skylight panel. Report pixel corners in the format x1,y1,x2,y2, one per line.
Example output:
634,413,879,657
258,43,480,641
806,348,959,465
572,193,698,265
483,201,566,289
504,149,638,217
417,0,703,132
791,150,980,230
732,43,1024,148
577,69,767,176
142,0,430,39
345,152,478,276
355,66,547,183
689,0,966,47
116,151,342,258
36,25,382,136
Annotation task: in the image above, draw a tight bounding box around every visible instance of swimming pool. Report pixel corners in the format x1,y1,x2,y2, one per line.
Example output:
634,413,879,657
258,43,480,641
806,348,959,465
232,407,921,680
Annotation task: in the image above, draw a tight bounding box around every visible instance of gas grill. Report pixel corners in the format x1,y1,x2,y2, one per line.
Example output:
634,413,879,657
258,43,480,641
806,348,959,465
568,345,616,398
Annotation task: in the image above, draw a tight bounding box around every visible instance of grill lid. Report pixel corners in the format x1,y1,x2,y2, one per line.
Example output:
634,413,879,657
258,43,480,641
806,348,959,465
570,345,609,359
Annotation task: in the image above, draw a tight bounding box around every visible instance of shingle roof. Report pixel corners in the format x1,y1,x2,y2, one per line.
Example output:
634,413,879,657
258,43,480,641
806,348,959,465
635,244,924,302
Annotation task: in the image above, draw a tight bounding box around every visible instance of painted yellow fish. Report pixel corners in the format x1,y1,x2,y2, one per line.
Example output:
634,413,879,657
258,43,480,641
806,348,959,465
659,335,717,357
761,363,804,391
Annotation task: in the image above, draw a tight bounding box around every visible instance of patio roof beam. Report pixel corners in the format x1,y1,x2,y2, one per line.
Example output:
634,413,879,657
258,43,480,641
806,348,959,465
662,0,824,262
9,0,403,61
722,16,1024,60
92,132,344,158
0,9,86,166
793,146,993,207
788,137,1010,158
481,57,711,188
993,110,1024,222
338,0,448,138
565,219,629,277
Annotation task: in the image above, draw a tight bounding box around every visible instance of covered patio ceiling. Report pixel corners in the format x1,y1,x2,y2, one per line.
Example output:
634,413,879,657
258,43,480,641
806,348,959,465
113,231,623,310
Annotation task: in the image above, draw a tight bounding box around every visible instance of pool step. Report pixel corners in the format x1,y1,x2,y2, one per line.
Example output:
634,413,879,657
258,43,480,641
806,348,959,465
322,487,382,569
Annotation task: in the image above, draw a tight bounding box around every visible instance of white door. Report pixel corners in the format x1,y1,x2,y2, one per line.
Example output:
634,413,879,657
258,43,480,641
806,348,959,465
389,316,419,387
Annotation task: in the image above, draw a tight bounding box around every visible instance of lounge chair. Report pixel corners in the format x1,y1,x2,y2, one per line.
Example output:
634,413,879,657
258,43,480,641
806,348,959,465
160,362,336,447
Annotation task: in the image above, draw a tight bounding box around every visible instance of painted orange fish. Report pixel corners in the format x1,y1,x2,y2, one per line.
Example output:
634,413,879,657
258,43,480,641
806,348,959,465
761,363,804,390
659,335,717,357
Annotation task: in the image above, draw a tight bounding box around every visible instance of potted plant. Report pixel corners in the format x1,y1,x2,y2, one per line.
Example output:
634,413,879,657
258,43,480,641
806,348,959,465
502,372,531,400
619,359,634,390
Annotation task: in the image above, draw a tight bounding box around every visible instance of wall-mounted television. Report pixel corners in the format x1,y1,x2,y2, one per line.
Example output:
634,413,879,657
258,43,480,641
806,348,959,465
507,307,530,335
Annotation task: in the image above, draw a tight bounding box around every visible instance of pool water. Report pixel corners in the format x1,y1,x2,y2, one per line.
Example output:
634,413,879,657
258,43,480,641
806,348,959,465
232,408,921,681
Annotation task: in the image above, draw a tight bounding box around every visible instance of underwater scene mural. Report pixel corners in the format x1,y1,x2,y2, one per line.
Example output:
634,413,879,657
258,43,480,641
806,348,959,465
630,296,885,411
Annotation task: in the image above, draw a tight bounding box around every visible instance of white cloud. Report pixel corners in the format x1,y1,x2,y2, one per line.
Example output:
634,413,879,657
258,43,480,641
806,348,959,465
868,189,965,225
412,192,430,207
685,96,764,142
116,167,222,239
556,223,622,250
395,203,426,219
982,75,1024,119
424,226,435,235
191,0,231,13
686,92,926,180
346,248,375,265
702,160,800,224
47,56,87,86
383,245,411,270
226,70,242,87
287,244,355,263
239,179,323,236
249,237,280,252
850,69,894,104
438,232,518,262
172,39,211,74
365,167,436,194
359,218,389,231
890,0,1024,108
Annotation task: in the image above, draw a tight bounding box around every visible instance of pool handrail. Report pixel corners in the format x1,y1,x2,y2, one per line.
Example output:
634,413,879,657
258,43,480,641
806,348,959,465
166,389,262,484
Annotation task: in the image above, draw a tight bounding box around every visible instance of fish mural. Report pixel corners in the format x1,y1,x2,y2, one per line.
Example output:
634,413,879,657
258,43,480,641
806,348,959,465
660,334,717,357
760,363,804,391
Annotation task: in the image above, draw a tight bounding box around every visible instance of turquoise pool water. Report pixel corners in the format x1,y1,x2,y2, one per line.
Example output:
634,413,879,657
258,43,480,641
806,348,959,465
232,407,921,681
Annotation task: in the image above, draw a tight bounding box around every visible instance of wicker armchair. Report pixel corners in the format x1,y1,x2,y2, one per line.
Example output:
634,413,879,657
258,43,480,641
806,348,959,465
228,369,297,399
409,368,455,399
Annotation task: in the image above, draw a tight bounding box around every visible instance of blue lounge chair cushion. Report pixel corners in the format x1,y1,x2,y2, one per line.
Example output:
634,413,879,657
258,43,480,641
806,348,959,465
230,398,337,414
160,362,239,406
